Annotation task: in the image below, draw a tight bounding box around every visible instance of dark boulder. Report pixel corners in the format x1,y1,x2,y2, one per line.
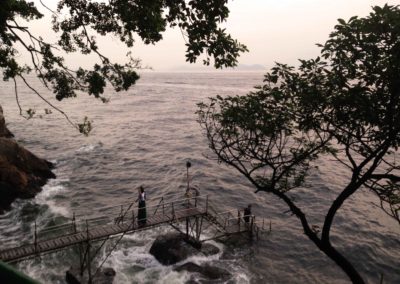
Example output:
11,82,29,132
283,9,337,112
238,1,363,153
149,233,222,265
200,243,220,257
0,105,13,138
0,106,55,213
174,262,231,282
66,266,116,284
0,182,17,212
149,233,199,265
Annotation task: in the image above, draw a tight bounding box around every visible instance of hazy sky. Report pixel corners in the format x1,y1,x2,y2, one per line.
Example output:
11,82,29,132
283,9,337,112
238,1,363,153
26,0,400,71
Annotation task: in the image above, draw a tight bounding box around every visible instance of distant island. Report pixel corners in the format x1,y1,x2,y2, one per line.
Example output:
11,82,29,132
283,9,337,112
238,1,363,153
168,64,266,72
233,64,266,71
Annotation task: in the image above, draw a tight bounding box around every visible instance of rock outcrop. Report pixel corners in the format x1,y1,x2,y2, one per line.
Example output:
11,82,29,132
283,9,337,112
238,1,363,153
0,105,55,213
200,243,220,256
150,233,228,281
149,233,220,265
0,105,14,138
149,233,199,265
174,262,231,282
66,267,116,284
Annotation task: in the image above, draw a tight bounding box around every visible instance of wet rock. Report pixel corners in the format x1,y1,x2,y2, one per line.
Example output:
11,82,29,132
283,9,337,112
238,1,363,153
66,266,116,284
201,243,220,256
0,105,55,213
0,105,13,138
0,181,16,212
150,233,222,266
174,262,231,282
149,233,199,265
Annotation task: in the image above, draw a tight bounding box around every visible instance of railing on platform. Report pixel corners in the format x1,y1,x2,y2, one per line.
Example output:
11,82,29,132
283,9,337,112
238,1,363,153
4,194,210,251
205,201,270,239
1,192,270,256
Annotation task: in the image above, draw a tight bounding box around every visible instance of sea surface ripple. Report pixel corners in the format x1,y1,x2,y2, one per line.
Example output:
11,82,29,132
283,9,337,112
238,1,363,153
0,72,399,283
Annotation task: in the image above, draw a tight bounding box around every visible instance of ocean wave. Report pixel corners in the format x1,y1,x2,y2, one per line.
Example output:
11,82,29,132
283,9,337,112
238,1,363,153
76,142,103,153
1,72,399,283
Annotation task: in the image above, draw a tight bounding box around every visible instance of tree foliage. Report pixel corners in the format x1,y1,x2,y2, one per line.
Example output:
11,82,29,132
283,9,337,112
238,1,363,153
1,0,247,133
198,5,400,283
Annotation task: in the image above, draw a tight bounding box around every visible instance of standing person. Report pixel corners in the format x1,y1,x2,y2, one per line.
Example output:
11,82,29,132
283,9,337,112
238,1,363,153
137,186,147,226
243,204,252,224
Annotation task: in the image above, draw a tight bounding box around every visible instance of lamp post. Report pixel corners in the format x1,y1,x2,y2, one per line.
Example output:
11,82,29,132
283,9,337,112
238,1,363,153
186,161,191,192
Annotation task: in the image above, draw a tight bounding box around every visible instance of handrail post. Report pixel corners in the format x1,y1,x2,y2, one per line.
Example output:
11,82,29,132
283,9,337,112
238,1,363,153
132,208,135,229
86,220,89,240
154,196,164,215
120,205,124,224
186,217,189,239
249,216,254,238
238,210,241,232
72,212,77,234
85,219,92,283
34,221,37,253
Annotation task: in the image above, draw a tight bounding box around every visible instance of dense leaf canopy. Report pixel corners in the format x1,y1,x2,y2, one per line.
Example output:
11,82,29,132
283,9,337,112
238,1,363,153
198,5,400,283
1,0,247,103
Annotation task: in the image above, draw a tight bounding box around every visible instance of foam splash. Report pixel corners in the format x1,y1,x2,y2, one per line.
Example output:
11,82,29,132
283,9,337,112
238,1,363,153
35,178,70,217
233,272,251,283
181,240,224,266
101,239,184,284
94,227,251,284
17,252,69,284
76,142,103,153
77,144,95,153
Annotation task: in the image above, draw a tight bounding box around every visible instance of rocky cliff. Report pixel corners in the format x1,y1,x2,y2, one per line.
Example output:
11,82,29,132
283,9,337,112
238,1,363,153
0,105,55,213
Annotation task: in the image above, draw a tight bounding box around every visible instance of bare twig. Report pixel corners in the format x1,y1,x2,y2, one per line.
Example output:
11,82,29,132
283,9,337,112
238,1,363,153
12,77,23,117
39,0,57,15
18,74,78,130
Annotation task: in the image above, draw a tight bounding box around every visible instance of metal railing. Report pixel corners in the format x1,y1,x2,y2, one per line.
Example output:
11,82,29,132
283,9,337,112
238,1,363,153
5,194,211,252
1,192,271,255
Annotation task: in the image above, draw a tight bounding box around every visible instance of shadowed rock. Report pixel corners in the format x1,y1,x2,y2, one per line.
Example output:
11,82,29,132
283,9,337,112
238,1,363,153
0,105,55,213
0,105,13,138
149,233,199,265
66,266,116,284
201,243,220,256
149,233,221,266
174,262,231,282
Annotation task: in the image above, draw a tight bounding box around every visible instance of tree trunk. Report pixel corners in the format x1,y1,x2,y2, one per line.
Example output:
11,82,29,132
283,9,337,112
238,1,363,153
274,189,365,283
318,241,365,284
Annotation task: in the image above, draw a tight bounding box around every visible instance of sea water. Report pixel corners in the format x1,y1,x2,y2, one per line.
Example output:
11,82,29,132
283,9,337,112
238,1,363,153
0,72,399,283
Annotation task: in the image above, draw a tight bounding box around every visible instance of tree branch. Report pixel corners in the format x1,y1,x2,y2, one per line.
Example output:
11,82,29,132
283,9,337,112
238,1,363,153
18,74,78,131
370,174,400,183
12,77,23,117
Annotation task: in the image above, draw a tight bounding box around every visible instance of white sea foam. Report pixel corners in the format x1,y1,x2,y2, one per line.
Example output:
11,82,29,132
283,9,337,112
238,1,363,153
233,272,251,283
2,72,399,283
76,142,103,153
102,241,171,284
90,226,232,284
35,178,70,217
77,144,96,153
17,253,68,284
